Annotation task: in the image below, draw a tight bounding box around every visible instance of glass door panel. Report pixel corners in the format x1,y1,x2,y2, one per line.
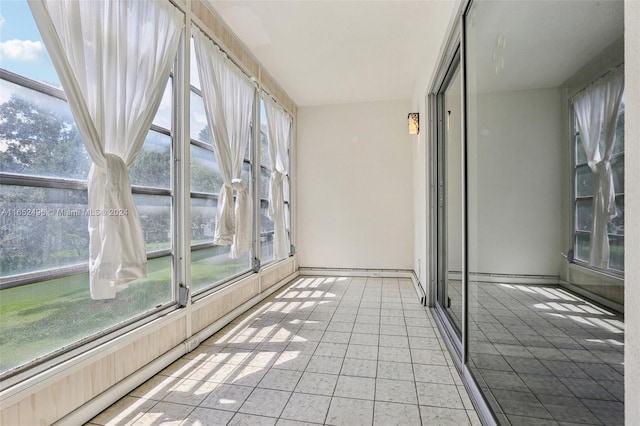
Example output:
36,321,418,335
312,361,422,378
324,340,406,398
436,59,463,337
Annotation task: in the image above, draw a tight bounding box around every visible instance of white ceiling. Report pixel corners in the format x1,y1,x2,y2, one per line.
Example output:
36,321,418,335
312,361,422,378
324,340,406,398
207,0,458,106
207,1,624,106
470,1,624,93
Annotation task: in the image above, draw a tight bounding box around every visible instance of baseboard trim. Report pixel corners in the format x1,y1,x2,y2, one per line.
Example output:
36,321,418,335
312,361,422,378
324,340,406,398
299,266,415,279
559,280,624,313
299,267,427,305
468,272,559,285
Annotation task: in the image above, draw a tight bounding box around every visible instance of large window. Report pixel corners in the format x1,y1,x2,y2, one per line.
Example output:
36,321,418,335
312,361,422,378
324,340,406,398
188,37,252,294
0,0,293,381
0,1,176,376
573,92,625,273
260,96,293,264
259,99,275,263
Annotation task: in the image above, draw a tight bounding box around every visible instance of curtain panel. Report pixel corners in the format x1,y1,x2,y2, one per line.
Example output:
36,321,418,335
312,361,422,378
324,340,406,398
29,0,183,299
192,27,255,258
263,96,292,260
573,66,624,269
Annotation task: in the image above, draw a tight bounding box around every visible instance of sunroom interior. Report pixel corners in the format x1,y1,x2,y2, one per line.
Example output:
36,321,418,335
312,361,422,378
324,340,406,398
0,0,638,425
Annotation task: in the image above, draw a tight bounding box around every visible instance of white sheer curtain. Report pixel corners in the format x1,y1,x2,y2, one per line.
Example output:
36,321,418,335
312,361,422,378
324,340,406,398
29,0,183,299
193,28,255,258
573,66,624,269
263,96,291,260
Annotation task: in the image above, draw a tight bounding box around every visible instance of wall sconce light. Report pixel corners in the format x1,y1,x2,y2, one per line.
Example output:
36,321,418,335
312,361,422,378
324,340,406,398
408,113,419,135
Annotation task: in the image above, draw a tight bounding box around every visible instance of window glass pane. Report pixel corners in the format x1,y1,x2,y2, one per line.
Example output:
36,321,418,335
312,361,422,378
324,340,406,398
0,79,91,180
245,129,252,161
191,246,250,293
575,233,591,263
0,0,177,378
241,161,251,189
608,196,624,236
283,177,290,203
190,91,210,144
611,155,624,194
129,131,171,189
190,197,217,246
152,78,172,130
135,194,172,252
0,255,172,374
285,204,291,230
260,167,270,199
608,235,624,272
190,144,223,194
190,37,201,91
576,199,593,232
575,134,587,165
0,185,89,276
260,131,270,168
575,164,593,197
261,199,274,262
612,99,624,155
0,1,61,88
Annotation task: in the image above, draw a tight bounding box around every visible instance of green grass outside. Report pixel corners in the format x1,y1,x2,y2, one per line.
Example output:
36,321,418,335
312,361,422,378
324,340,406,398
0,249,250,373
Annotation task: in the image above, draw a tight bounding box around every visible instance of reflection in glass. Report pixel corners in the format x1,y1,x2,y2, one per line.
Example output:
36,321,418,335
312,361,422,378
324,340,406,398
575,232,591,262
442,65,463,334
261,167,270,199
0,79,91,180
0,255,172,374
190,91,210,143
191,247,250,293
576,134,588,164
190,197,217,245
609,235,624,271
611,155,624,193
134,194,172,252
576,199,593,232
608,196,624,235
152,79,173,130
261,199,275,263
575,165,593,197
190,37,201,91
190,144,223,194
130,131,172,189
464,1,624,424
0,185,89,276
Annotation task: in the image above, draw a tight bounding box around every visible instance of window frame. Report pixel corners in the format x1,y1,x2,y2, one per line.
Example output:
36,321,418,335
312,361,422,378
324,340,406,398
187,42,255,298
0,3,295,385
570,90,625,277
0,44,180,384
258,95,294,266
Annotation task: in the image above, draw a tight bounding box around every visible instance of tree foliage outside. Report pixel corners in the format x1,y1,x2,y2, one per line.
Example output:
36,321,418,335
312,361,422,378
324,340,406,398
0,88,175,277
0,92,90,179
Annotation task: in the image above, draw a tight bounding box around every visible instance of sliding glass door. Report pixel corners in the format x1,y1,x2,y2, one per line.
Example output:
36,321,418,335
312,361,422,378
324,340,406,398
429,1,625,424
435,53,464,340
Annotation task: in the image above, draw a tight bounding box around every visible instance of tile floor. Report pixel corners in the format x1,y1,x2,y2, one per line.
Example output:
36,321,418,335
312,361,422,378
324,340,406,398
445,280,624,426
87,276,481,426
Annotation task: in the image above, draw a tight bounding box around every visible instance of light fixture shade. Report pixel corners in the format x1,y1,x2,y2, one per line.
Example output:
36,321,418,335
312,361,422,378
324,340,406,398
408,113,419,135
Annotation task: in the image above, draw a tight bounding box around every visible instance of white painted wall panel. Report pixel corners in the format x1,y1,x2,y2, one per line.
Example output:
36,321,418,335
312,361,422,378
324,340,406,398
467,88,564,276
297,100,414,270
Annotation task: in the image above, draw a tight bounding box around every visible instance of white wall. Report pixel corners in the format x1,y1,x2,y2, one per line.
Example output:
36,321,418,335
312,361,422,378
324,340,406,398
296,100,414,270
466,88,564,276
625,0,639,422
